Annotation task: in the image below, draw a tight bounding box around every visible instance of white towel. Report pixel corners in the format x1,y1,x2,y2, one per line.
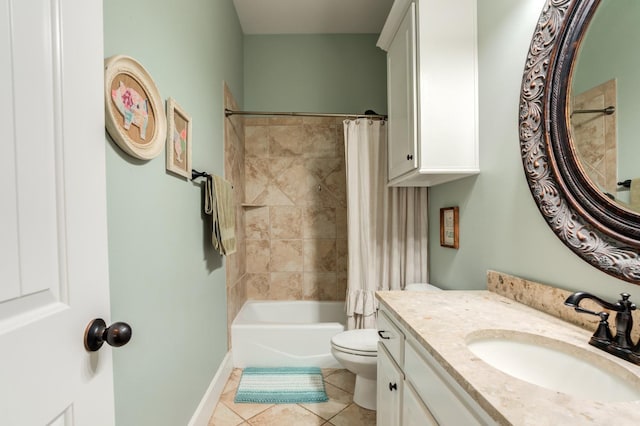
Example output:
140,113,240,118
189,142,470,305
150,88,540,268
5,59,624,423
205,175,236,255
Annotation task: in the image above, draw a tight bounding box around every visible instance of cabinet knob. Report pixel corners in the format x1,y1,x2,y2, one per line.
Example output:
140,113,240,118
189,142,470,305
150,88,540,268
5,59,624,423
389,382,398,391
407,154,414,160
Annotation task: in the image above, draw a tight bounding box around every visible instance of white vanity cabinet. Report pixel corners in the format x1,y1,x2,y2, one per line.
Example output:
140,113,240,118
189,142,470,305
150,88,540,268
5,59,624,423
378,0,479,187
402,381,437,426
377,344,403,426
377,308,405,425
377,306,496,425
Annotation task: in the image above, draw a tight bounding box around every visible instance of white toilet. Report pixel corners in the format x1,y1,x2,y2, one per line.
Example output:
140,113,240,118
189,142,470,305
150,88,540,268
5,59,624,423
330,283,442,410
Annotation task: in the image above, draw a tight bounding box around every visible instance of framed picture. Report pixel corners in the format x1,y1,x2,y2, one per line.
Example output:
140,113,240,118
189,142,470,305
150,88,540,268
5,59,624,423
165,98,192,179
440,207,459,249
104,55,166,160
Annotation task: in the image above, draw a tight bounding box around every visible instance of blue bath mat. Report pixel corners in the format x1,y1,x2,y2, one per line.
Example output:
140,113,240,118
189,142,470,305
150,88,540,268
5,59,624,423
234,367,329,404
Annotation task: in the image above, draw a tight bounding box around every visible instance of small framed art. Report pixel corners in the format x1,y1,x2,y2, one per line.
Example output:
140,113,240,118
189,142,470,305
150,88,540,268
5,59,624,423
165,97,192,179
440,206,459,249
104,55,166,160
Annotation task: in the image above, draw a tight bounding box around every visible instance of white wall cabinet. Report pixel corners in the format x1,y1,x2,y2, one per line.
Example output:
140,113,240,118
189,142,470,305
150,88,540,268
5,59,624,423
378,0,479,187
377,306,496,425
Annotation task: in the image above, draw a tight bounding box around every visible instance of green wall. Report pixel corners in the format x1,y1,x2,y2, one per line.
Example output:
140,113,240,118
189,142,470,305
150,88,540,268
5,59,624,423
244,34,387,114
101,1,640,423
103,1,243,425
428,0,640,302
572,0,640,185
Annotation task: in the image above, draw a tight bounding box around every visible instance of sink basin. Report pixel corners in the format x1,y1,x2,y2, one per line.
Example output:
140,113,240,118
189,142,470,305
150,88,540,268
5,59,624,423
466,330,640,402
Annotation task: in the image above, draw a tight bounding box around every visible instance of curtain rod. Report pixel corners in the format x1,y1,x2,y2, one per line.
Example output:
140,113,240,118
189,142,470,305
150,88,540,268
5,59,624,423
224,108,387,120
571,105,615,116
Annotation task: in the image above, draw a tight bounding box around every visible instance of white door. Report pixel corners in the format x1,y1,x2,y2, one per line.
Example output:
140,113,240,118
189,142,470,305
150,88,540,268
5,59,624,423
0,0,116,425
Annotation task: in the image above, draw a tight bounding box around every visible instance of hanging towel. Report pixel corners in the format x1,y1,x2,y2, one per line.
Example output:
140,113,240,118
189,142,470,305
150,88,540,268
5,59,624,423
630,178,640,213
204,175,236,255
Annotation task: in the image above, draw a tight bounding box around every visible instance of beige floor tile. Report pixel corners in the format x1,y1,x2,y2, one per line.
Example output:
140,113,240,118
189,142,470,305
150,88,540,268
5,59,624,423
220,369,273,420
327,403,376,426
222,399,274,421
321,368,339,378
300,382,352,420
209,403,245,426
324,370,356,394
247,404,325,426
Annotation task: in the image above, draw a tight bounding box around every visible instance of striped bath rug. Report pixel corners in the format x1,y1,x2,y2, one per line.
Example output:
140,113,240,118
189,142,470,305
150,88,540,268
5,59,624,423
234,367,329,404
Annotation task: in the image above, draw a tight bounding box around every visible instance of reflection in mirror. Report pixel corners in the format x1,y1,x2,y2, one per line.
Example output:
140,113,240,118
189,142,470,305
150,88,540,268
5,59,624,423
571,0,640,211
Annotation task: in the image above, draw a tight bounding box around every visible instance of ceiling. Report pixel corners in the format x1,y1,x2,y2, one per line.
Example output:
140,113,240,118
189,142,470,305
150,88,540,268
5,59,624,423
233,0,395,35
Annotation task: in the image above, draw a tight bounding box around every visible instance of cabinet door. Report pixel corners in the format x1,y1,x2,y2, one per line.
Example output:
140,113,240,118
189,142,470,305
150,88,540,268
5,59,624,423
377,344,403,426
402,381,438,426
405,339,493,425
387,2,417,181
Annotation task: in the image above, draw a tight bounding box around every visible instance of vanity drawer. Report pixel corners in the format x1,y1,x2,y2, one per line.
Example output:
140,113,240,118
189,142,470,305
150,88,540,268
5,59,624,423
378,309,405,367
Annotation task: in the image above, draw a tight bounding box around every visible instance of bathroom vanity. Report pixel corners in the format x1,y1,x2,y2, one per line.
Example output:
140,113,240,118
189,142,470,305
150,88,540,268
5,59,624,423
377,306,493,425
376,288,640,425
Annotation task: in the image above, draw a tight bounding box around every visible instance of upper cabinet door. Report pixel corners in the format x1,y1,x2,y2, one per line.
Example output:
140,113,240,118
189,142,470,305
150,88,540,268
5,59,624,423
386,2,417,181
379,0,479,187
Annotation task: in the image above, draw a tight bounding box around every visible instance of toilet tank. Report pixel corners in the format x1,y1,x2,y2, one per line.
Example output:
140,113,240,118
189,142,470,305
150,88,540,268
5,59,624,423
404,283,442,291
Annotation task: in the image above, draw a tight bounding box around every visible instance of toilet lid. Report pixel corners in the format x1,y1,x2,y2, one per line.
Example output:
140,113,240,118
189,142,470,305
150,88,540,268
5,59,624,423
331,329,378,354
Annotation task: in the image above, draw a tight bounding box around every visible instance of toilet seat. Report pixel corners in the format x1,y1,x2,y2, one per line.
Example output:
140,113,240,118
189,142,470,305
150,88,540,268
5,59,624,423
331,329,378,357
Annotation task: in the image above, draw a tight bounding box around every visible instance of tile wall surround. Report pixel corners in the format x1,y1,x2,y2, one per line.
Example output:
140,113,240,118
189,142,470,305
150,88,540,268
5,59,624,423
244,116,348,302
487,270,640,342
224,84,247,346
223,107,349,340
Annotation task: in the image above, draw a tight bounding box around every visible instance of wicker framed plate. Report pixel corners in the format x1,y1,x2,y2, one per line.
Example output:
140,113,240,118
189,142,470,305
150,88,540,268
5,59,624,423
104,55,166,160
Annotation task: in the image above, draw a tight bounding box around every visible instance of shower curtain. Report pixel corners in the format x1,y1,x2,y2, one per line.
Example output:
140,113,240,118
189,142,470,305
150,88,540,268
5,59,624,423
344,119,429,329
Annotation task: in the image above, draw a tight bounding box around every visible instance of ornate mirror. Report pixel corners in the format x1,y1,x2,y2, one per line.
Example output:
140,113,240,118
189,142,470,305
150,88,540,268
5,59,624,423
519,0,640,283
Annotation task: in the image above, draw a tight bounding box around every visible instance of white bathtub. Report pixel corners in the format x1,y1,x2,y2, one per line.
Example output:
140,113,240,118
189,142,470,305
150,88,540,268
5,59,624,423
231,300,346,368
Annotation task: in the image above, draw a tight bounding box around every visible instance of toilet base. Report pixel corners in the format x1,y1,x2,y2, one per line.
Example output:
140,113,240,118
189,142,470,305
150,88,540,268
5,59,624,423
352,375,376,410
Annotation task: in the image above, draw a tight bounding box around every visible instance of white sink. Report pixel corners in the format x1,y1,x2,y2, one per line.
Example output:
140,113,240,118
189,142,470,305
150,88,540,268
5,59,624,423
466,329,640,402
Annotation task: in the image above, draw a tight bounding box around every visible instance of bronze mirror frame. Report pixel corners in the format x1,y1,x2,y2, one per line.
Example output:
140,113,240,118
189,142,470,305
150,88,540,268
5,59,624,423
519,0,640,283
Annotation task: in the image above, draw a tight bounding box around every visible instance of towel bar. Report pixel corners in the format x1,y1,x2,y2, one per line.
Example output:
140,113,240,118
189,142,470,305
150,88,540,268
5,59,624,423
191,169,210,180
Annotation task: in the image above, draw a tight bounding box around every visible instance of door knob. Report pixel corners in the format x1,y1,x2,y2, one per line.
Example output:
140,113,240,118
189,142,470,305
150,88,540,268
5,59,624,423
84,318,132,352
389,382,398,391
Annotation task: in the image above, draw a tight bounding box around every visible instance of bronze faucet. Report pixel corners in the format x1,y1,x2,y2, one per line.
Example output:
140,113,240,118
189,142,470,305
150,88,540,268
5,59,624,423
564,292,640,365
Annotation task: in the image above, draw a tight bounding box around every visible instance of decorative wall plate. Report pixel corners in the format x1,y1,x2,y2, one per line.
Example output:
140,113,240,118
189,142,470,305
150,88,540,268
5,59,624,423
104,55,166,160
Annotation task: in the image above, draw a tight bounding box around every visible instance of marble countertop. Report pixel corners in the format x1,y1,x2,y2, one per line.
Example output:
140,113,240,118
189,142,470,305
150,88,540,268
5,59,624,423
376,290,640,425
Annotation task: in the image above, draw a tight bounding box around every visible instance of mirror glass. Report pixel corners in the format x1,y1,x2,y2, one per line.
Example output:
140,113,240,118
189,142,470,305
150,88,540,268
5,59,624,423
570,0,640,211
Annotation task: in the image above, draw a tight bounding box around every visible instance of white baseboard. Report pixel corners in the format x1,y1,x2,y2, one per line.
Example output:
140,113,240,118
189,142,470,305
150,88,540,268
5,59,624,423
188,351,233,426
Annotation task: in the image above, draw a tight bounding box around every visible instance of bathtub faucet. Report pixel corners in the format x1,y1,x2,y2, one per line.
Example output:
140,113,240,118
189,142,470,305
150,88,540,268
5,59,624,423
564,291,640,365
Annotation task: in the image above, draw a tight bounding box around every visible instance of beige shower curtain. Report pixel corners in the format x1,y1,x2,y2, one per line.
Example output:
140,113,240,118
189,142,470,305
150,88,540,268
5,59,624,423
344,119,429,330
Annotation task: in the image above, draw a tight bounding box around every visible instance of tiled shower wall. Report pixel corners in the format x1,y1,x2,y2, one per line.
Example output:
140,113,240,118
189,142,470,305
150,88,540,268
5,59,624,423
243,116,348,301
223,85,247,340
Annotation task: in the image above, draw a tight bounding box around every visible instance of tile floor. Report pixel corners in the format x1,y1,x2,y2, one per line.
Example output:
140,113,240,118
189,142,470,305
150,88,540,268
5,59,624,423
208,368,376,425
